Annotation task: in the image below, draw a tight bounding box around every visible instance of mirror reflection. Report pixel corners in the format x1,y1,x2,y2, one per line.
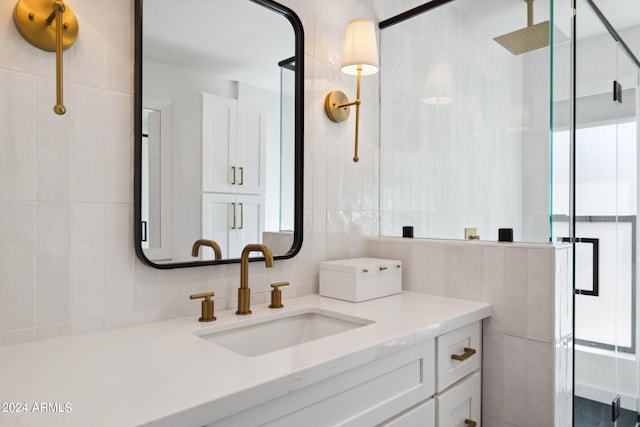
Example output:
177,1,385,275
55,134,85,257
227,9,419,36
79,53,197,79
137,0,301,265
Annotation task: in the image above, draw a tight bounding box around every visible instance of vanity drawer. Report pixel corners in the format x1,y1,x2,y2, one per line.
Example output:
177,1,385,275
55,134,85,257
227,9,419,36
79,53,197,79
436,321,481,392
379,398,435,427
436,372,481,427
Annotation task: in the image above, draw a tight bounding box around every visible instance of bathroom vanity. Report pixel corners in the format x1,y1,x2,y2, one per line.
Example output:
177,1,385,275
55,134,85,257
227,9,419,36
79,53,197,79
0,292,490,426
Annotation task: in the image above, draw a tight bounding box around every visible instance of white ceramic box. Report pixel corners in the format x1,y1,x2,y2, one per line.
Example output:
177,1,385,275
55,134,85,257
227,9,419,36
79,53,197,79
319,258,402,302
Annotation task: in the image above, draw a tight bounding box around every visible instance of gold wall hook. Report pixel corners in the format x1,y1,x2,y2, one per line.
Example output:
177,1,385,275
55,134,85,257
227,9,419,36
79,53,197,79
14,0,79,115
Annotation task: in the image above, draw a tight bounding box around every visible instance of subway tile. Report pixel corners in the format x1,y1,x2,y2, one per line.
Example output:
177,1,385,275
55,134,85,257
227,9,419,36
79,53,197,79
503,248,527,338
482,330,505,420
72,317,104,334
35,323,72,341
444,244,463,298
72,0,107,88
104,313,134,330
0,202,36,331
312,132,327,210
102,92,133,203
72,203,106,320
525,339,554,427
482,246,505,333
106,0,134,94
502,335,527,426
0,328,35,347
423,241,447,296
0,1,38,74
73,85,108,202
0,70,37,201
461,245,484,301
526,248,554,342
37,79,73,202
36,203,72,326
103,204,134,316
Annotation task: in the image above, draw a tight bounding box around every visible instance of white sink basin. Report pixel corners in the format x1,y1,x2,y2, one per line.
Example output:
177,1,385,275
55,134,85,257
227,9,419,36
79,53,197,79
194,308,375,356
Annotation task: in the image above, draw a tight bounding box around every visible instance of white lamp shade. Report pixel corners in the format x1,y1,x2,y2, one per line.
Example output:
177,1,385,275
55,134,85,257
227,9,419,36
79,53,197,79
340,19,379,76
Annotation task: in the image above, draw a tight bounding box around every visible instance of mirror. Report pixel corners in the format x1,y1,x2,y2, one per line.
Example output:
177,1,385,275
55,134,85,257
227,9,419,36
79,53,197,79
134,0,304,268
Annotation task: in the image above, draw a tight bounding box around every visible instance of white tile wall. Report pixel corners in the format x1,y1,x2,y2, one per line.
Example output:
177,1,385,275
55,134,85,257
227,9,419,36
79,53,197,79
367,237,573,427
0,0,380,345
378,4,526,243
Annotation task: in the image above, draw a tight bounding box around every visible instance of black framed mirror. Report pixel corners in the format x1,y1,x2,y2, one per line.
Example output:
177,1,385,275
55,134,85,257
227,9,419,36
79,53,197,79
134,0,304,268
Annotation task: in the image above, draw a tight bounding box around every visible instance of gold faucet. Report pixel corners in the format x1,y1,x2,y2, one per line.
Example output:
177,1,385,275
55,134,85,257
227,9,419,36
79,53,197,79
192,239,222,260
237,243,273,315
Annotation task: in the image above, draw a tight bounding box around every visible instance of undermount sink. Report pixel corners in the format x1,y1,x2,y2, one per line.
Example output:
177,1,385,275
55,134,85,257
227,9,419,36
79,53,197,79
193,308,375,356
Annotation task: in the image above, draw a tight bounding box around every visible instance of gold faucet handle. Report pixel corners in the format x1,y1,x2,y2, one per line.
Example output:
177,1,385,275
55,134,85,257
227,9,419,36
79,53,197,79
189,292,216,322
269,282,289,309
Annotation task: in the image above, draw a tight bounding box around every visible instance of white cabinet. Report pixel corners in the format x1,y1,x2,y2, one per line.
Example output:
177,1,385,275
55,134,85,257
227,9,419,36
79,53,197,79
207,320,483,427
434,322,482,427
436,373,481,427
172,92,266,260
380,400,436,427
199,93,266,195
201,193,265,260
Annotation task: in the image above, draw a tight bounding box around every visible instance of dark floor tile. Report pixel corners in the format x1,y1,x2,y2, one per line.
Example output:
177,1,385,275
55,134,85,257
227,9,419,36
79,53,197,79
575,409,604,427
580,399,614,422
615,408,637,427
575,397,638,427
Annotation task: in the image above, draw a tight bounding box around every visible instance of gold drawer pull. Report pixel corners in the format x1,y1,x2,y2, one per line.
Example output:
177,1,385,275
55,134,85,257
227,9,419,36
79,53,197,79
379,266,388,271
464,419,477,427
231,166,236,184
451,347,476,361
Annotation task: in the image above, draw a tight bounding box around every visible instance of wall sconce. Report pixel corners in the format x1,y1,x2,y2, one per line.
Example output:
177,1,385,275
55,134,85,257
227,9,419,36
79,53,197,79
324,19,379,162
14,0,79,115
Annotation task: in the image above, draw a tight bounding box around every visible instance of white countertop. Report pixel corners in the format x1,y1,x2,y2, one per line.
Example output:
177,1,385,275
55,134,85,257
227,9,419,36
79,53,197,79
0,292,491,427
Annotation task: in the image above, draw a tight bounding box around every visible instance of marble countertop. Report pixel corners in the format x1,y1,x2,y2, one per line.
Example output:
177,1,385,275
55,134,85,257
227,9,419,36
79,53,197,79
0,292,491,427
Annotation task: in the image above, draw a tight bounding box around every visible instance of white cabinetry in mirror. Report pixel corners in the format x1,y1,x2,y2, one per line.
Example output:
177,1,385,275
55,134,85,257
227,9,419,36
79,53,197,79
198,93,266,195
172,92,266,260
202,193,265,261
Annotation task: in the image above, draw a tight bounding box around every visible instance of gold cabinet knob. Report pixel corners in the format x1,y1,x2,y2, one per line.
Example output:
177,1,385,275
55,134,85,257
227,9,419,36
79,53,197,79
269,282,289,309
190,292,216,322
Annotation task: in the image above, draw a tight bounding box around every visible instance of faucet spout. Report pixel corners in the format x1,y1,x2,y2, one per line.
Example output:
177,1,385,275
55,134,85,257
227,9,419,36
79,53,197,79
192,239,222,260
237,243,273,315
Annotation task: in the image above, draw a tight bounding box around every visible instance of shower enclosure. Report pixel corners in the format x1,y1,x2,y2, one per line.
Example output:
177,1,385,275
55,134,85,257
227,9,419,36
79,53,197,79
378,0,640,425
560,1,640,425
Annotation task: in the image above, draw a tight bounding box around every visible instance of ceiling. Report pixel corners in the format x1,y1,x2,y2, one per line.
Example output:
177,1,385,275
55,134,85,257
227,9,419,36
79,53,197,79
143,0,639,92
143,0,295,93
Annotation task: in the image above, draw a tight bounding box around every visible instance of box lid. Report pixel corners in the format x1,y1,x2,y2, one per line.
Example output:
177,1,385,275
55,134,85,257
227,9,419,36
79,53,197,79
319,257,401,273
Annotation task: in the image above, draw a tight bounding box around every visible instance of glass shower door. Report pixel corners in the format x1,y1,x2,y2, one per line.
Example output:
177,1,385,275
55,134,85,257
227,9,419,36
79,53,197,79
569,2,640,423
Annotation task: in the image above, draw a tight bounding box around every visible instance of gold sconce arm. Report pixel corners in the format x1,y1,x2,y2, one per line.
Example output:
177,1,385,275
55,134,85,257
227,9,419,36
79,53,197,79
14,0,79,115
324,67,363,162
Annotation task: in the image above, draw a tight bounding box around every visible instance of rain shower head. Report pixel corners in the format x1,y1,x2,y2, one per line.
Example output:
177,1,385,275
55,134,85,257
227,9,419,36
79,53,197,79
494,0,550,55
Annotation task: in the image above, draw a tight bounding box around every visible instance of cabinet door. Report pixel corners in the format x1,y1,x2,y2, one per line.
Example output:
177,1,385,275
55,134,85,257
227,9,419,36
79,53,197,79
436,372,481,427
202,93,237,194
236,102,266,195
201,193,236,260
235,195,265,256
202,194,264,259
